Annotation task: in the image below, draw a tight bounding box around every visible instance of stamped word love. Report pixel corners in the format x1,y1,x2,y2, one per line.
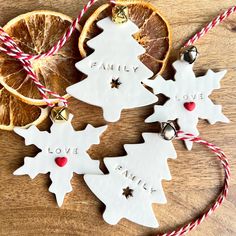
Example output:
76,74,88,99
47,147,79,155
175,93,204,101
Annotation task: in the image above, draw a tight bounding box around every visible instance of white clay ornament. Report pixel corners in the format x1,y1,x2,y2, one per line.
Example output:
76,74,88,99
0,2,232,235
14,114,107,207
67,17,158,122
144,60,229,150
84,133,177,228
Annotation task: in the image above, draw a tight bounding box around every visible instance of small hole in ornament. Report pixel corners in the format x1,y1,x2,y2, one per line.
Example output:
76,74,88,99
122,186,134,199
110,77,122,89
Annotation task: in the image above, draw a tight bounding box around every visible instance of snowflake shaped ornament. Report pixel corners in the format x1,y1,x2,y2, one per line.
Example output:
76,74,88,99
144,60,229,150
14,114,107,207
67,17,158,122
84,133,177,228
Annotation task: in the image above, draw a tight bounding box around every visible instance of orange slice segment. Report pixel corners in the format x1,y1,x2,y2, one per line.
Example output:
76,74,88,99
0,10,82,105
79,1,171,75
0,84,48,131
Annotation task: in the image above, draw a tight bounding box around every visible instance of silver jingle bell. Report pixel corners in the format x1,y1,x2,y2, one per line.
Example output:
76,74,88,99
161,122,177,141
180,46,198,64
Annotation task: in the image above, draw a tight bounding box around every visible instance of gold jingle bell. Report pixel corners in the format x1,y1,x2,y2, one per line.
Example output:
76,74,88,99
112,5,129,24
50,106,69,123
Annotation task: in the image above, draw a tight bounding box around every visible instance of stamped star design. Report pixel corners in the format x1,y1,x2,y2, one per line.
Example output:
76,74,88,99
110,78,122,89
66,17,158,122
122,186,134,199
144,60,229,150
84,133,177,228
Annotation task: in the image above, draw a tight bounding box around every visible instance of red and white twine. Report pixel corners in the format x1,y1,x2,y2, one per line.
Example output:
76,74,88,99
158,131,230,236
0,0,99,106
184,5,236,47
0,1,233,235
0,2,235,105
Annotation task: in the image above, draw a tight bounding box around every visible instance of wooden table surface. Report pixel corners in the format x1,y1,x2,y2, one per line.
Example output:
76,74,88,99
0,0,236,235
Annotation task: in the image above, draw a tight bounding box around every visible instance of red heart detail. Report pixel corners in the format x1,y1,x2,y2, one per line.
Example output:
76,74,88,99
55,157,68,167
184,102,196,111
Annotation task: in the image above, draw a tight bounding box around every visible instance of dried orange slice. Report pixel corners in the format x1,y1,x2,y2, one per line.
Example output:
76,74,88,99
0,85,48,130
79,1,171,75
0,10,82,105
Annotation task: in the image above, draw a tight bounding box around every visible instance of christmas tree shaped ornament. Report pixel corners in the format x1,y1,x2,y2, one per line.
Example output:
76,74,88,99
14,106,107,207
78,1,171,74
67,13,158,122
84,132,177,227
0,2,233,235
67,1,172,122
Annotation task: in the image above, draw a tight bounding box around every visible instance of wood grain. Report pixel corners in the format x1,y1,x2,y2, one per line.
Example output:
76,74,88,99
0,0,236,235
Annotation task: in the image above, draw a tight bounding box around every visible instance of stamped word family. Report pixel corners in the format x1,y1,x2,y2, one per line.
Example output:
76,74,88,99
115,165,157,194
90,61,139,73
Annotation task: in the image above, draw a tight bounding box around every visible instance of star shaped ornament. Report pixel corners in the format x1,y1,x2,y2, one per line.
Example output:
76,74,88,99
84,133,177,228
144,60,229,150
14,114,107,207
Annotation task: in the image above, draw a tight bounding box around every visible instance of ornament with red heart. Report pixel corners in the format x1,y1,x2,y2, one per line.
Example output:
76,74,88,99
13,114,106,207
144,60,229,150
184,102,196,111
55,157,68,167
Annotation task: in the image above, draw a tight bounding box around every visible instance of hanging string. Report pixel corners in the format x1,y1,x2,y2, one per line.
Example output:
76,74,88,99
0,31,67,106
0,2,233,235
0,0,99,106
0,0,98,60
158,131,230,236
165,8,235,233
0,3,235,105
184,5,236,47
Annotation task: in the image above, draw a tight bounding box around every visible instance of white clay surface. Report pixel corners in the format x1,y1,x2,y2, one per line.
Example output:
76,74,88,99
85,133,177,228
14,114,107,207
